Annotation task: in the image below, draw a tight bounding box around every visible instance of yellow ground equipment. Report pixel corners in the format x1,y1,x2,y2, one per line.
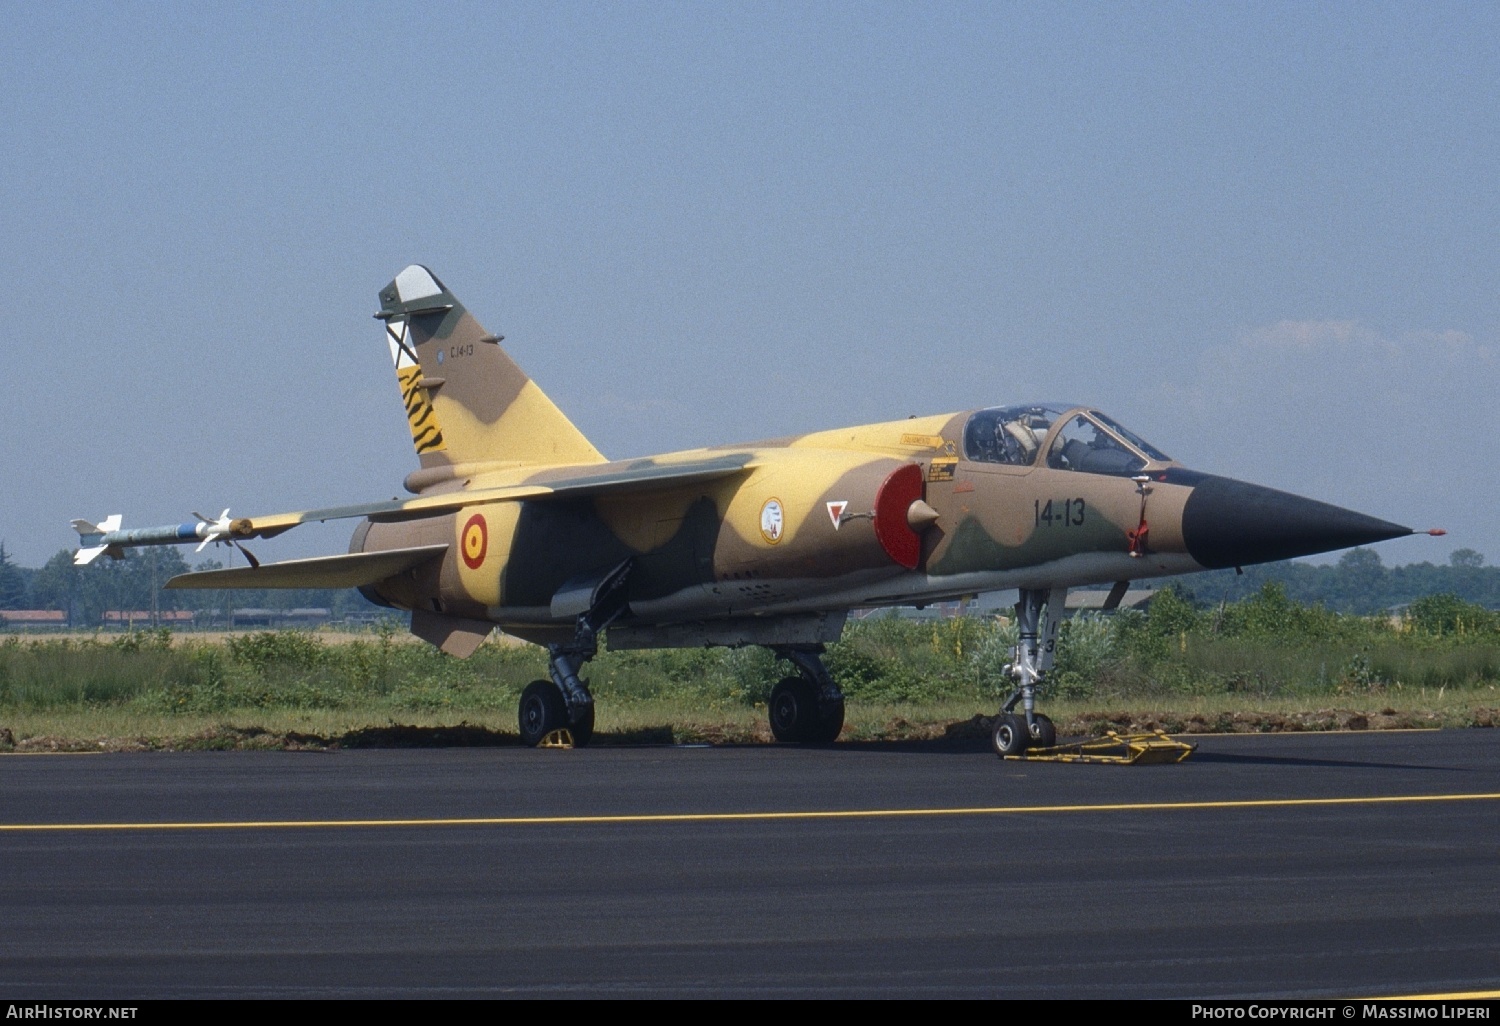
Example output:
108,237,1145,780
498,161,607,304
1006,730,1196,765
540,729,576,749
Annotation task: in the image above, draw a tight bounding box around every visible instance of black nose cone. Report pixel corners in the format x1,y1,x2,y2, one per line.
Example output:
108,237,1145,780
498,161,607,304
1182,475,1412,570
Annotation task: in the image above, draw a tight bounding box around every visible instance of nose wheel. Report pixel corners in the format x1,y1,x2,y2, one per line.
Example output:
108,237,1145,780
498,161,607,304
992,712,1055,756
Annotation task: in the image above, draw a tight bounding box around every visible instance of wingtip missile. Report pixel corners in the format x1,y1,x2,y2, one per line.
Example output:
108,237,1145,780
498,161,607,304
70,510,243,565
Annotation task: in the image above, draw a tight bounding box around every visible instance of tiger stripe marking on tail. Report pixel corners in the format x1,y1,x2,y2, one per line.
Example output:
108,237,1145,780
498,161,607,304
388,317,447,455
397,364,447,454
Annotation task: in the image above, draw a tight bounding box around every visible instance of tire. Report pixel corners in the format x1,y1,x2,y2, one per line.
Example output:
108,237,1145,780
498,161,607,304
992,713,1031,757
809,696,845,744
1029,713,1056,749
518,680,567,747
769,676,817,742
568,701,595,748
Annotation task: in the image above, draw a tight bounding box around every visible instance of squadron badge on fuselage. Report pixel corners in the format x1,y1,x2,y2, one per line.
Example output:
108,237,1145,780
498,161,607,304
760,498,784,544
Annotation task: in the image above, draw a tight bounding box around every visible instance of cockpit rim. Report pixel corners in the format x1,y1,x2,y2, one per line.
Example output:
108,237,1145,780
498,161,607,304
959,403,1175,473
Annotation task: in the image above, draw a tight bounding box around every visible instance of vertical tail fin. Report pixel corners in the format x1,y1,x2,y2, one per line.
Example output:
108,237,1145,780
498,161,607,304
378,266,605,489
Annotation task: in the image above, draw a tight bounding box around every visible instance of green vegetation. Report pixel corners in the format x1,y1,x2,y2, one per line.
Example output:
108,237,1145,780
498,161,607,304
1,583,1498,750
3,542,1497,629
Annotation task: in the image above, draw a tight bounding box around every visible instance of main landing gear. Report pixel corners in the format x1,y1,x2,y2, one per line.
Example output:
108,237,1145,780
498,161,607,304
993,587,1067,758
768,646,846,743
518,562,632,748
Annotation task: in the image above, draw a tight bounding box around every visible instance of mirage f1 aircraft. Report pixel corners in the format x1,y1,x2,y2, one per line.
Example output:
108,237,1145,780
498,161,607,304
73,265,1426,755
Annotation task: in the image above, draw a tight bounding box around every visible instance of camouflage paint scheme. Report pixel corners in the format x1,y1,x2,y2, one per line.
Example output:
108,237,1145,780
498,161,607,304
168,265,1412,660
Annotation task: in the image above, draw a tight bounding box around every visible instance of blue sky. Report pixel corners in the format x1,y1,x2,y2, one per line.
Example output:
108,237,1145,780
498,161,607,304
3,1,1495,567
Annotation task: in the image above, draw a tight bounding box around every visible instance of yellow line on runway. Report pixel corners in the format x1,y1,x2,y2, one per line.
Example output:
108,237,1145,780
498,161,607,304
1364,990,1500,1000
2,791,1500,833
1176,727,1442,737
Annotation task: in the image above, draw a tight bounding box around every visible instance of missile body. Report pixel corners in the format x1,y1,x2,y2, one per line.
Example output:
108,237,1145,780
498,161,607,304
72,516,230,565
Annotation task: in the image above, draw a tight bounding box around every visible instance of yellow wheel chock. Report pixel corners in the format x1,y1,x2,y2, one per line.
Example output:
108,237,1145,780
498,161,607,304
1005,730,1196,765
540,728,575,749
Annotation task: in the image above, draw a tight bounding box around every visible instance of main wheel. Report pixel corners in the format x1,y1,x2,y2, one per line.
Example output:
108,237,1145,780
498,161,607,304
1029,713,1056,749
568,701,595,748
992,713,1031,757
808,696,845,744
518,680,568,747
769,676,818,742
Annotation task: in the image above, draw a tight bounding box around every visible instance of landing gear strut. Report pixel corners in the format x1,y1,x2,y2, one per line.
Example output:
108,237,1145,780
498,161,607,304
518,561,632,748
768,646,845,743
994,587,1066,758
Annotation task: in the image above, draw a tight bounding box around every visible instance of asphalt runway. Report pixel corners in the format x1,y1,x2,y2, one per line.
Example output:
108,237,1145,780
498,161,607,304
2,730,1499,998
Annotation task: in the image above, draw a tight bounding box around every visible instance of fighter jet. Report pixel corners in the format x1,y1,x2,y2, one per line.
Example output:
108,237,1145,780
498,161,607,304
73,265,1426,755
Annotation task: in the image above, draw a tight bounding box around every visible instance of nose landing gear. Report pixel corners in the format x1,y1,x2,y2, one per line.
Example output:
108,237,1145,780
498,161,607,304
993,586,1066,758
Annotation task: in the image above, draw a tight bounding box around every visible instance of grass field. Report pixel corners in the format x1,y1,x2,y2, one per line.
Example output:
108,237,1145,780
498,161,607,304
4,692,1494,753
2,587,1498,752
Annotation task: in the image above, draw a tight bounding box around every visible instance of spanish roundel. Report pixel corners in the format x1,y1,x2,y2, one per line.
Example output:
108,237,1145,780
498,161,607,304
461,513,488,570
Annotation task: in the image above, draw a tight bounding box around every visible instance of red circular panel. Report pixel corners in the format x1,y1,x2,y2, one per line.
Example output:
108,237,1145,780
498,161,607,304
874,463,925,570
461,513,488,570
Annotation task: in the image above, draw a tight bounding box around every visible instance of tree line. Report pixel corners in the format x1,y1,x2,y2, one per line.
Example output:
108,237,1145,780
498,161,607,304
0,539,1494,628
0,544,378,627
1173,547,1498,614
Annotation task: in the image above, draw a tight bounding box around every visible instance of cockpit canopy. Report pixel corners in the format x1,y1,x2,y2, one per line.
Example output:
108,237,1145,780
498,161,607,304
962,404,1171,476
